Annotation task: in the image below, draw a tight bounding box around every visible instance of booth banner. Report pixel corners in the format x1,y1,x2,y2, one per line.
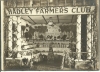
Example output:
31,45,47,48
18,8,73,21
5,6,95,15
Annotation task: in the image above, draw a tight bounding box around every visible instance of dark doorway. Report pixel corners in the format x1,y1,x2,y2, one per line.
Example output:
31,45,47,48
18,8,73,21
81,15,87,60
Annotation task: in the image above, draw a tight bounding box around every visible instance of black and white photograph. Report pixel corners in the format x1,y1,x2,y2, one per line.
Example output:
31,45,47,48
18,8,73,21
1,0,100,71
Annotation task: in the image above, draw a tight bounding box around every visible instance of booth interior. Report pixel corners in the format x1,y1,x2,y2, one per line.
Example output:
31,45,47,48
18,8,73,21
5,15,92,70
20,15,77,55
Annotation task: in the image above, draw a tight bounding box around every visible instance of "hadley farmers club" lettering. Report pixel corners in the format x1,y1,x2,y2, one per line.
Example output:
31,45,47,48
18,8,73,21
5,7,94,15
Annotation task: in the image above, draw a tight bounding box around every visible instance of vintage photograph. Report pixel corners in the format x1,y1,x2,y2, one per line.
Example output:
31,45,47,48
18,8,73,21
1,0,99,71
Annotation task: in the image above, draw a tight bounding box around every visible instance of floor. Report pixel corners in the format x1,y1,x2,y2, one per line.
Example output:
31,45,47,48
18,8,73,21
5,60,66,71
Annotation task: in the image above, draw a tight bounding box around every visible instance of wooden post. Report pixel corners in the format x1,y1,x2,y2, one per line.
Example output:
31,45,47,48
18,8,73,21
87,15,92,59
61,51,65,69
76,15,81,59
8,16,13,57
